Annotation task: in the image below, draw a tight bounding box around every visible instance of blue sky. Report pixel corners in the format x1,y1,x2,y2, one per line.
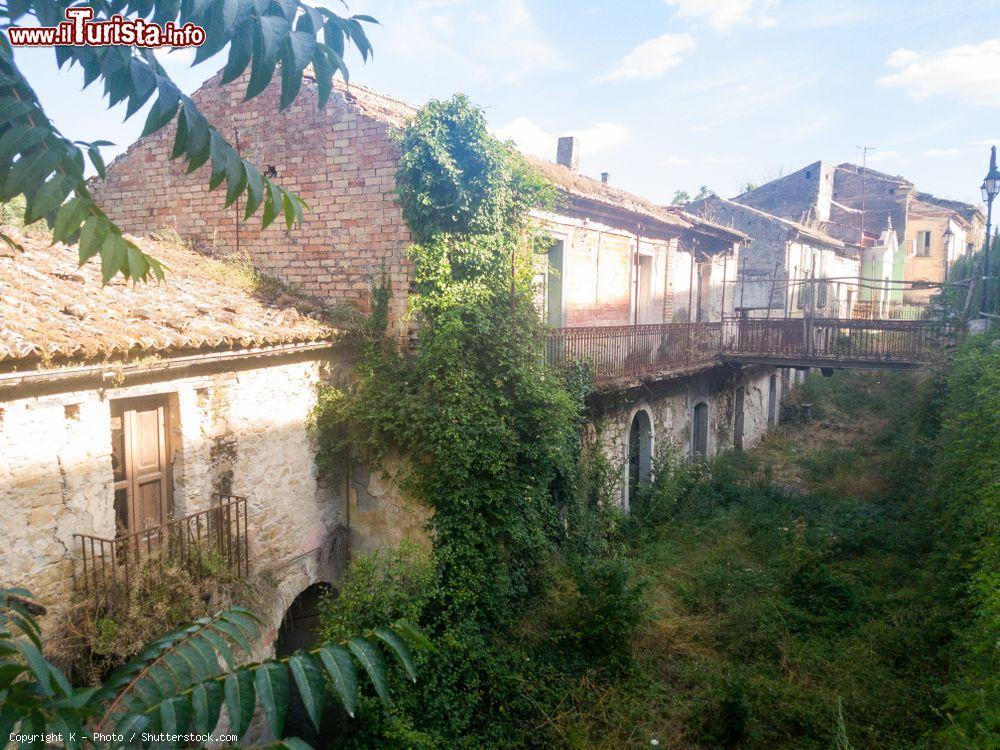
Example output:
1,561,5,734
14,0,1000,207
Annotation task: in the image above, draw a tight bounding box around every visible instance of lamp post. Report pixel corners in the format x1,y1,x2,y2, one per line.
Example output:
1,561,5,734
980,145,1000,316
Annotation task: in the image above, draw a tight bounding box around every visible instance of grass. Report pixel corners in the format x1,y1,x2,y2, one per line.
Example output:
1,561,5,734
535,370,957,749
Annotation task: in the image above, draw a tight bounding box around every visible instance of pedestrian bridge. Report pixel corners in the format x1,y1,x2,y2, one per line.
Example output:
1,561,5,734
544,318,960,385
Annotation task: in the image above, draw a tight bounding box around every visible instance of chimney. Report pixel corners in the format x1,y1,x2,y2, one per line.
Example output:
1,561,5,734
556,136,579,171
601,172,609,184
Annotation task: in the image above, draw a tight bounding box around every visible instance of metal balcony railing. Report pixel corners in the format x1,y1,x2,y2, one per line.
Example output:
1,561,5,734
544,318,960,382
73,493,249,597
544,322,723,382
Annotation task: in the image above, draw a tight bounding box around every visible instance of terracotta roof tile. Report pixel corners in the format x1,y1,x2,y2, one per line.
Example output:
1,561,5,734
0,229,334,367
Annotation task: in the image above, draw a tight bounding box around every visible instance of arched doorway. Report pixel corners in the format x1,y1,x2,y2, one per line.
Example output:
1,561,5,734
627,409,653,509
275,583,336,742
275,582,333,657
692,402,709,460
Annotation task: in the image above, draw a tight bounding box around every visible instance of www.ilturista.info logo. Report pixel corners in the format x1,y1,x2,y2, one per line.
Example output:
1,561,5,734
7,7,205,47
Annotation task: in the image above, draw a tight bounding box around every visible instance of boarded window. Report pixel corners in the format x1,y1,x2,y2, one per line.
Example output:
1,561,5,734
111,396,173,536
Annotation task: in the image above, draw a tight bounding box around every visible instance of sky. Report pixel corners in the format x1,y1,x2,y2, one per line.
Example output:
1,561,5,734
13,0,1000,208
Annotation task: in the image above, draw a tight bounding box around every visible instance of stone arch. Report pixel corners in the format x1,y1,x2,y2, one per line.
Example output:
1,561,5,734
274,581,337,743
274,582,334,658
624,406,654,511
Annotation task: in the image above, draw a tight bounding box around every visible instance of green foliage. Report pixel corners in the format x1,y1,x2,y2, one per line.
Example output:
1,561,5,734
0,0,375,281
670,189,690,205
0,589,425,748
927,330,1000,747
319,543,434,643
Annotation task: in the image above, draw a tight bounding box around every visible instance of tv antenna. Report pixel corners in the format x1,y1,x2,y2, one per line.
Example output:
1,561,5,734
856,145,876,244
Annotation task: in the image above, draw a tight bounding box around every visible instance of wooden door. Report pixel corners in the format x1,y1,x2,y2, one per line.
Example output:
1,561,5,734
111,397,171,536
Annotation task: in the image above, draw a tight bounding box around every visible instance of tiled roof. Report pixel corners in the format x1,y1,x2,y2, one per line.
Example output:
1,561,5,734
317,78,746,244
0,228,334,367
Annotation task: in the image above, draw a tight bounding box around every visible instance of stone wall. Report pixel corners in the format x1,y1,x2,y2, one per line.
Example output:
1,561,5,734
0,356,351,639
591,364,778,510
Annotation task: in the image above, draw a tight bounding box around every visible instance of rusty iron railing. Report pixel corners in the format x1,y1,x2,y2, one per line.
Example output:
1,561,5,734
544,318,959,382
73,493,249,597
544,323,723,382
721,317,961,363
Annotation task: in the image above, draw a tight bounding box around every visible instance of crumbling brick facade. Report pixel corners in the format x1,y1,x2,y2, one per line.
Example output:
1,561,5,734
92,73,415,337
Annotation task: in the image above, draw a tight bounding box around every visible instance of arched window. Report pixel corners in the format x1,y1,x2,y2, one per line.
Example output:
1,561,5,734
692,402,709,460
627,409,653,508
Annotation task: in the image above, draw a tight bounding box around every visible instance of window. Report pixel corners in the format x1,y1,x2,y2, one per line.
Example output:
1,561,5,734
733,388,745,450
768,374,778,425
627,410,653,508
111,395,173,536
817,278,828,308
915,230,931,257
692,402,709,460
546,240,564,327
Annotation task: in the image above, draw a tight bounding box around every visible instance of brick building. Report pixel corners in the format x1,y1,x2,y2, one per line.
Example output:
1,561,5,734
93,71,778,515
731,161,985,307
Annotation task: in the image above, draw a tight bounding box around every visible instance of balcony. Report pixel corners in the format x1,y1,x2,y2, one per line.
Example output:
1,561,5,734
544,318,960,383
544,323,724,384
73,493,249,597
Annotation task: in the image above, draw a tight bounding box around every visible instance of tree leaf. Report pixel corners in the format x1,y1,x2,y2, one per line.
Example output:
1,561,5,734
191,679,223,734
243,161,264,219
373,626,417,682
254,661,289,738
51,196,89,244
159,694,192,736
318,644,357,717
224,668,255,736
78,215,108,264
288,653,325,730
99,233,128,285
348,638,389,704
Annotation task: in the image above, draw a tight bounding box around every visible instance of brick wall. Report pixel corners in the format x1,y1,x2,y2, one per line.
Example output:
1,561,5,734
92,73,414,337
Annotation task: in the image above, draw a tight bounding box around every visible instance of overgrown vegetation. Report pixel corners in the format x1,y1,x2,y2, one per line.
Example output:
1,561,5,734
310,93,998,748
51,548,271,687
1,588,426,748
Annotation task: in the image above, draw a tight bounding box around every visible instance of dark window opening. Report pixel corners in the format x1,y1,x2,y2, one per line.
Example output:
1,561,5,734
733,388,745,450
768,374,778,424
692,402,709,459
627,410,653,506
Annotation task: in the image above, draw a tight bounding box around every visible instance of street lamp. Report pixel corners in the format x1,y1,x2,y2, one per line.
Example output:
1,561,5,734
980,145,1000,316
943,224,954,282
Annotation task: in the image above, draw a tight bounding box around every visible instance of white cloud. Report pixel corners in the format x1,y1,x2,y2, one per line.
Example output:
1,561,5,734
877,39,1000,105
924,148,961,157
493,117,631,160
885,48,919,68
664,156,693,166
596,33,695,82
665,0,778,32
702,155,746,164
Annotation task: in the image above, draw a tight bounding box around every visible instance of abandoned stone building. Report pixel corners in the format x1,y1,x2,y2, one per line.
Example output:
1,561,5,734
688,195,861,319
732,160,984,309
0,230,424,647
91,71,785,513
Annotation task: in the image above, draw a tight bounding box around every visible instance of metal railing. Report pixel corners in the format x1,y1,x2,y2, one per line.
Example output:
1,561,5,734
721,317,960,363
544,323,723,382
73,493,249,597
544,318,959,382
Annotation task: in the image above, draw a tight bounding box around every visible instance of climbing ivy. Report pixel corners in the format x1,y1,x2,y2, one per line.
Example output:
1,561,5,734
311,95,596,739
